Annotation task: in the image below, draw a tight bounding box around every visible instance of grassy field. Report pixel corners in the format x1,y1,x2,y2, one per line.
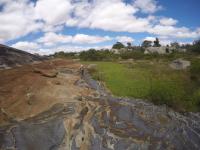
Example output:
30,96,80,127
83,60,200,112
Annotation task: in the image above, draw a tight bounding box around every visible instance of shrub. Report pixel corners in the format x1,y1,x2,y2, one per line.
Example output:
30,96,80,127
93,72,105,81
79,49,117,61
191,39,200,53
79,49,102,61
112,42,125,49
120,50,145,59
148,81,185,110
144,53,160,60
88,67,105,81
142,40,152,47
192,90,200,109
149,83,173,105
54,51,77,58
190,59,200,74
190,59,200,83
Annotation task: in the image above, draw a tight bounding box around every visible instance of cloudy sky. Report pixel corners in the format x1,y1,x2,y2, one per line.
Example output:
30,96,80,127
0,0,200,55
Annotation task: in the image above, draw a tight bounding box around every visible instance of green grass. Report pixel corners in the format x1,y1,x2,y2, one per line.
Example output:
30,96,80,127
83,60,200,112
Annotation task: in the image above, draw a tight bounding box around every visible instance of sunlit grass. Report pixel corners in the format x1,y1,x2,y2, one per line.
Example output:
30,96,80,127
83,60,200,112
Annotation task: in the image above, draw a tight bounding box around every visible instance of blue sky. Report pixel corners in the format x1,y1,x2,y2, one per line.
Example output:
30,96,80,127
0,0,200,55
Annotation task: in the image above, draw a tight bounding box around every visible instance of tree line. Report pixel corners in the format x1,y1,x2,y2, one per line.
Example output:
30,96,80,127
53,38,200,61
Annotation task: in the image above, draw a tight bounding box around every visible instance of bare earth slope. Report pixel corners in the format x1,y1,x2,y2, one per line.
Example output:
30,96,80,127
0,59,200,150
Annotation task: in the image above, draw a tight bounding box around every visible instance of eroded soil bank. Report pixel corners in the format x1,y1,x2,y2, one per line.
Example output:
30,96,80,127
0,59,200,150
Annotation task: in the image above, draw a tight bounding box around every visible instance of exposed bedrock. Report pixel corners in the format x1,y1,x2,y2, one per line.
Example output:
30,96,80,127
0,60,200,150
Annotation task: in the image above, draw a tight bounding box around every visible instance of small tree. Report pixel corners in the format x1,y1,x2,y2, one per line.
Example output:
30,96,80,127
112,42,125,49
142,40,152,47
153,38,161,47
166,45,170,53
127,42,132,49
170,42,180,49
191,39,200,53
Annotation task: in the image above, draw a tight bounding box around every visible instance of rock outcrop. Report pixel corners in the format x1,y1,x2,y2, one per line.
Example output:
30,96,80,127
170,59,191,70
33,68,58,78
0,44,43,69
144,47,168,54
0,59,199,150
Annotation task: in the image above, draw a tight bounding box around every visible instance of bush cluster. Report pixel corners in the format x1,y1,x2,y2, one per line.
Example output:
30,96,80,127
182,39,200,53
54,51,77,59
79,49,117,61
148,81,185,110
190,59,200,86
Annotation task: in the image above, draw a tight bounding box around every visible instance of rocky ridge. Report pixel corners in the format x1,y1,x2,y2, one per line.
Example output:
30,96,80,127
0,44,43,69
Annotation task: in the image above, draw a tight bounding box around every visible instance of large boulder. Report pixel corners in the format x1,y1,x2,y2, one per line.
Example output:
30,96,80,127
169,59,191,70
87,64,97,71
33,68,58,78
144,46,168,54
110,48,120,54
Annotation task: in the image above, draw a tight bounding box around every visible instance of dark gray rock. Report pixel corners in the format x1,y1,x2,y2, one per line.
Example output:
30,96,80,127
0,44,44,69
0,118,66,150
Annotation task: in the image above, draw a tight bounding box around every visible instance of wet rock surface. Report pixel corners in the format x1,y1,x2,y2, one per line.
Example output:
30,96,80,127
0,59,200,150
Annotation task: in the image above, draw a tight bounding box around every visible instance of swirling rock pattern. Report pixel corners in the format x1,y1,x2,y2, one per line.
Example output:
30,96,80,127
0,59,199,150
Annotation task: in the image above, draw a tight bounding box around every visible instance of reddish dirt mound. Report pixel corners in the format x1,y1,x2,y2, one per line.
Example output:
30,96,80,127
0,59,91,125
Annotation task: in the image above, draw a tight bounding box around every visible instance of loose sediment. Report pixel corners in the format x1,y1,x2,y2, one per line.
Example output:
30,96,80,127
0,59,200,150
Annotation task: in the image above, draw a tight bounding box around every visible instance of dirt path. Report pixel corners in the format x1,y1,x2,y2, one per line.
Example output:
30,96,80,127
0,59,200,150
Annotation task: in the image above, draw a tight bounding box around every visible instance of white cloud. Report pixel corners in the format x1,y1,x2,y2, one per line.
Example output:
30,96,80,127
31,45,112,55
149,25,200,38
0,0,72,42
56,45,112,52
66,0,151,33
0,0,42,42
72,34,112,44
34,0,73,26
143,36,193,46
159,40,172,46
42,25,65,32
37,32,112,46
143,36,155,42
160,18,178,26
65,0,200,39
133,0,162,13
179,41,193,45
143,36,171,46
12,41,40,53
0,0,199,45
37,32,72,46
116,36,135,43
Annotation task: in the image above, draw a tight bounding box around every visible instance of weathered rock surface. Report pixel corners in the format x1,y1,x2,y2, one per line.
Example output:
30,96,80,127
0,59,199,150
170,59,191,70
144,47,168,54
33,68,58,78
87,64,97,73
0,44,44,69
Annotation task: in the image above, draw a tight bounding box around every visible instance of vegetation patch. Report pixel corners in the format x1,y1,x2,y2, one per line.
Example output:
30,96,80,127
83,60,200,112
55,38,200,112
